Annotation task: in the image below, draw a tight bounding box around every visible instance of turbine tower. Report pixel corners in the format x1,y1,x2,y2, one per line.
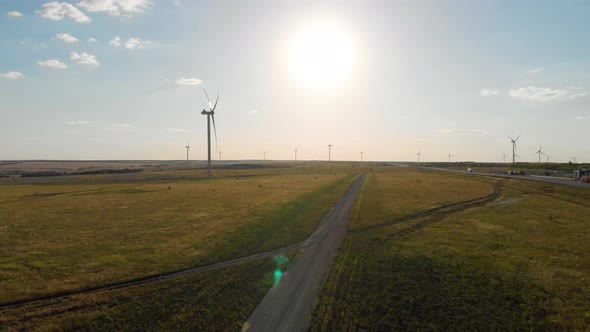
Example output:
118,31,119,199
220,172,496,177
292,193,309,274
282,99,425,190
416,149,422,166
264,151,266,161
185,141,190,162
360,151,363,162
201,89,219,177
219,150,222,161
294,148,297,162
509,135,520,164
571,156,577,164
448,152,453,163
533,143,545,163
502,153,507,163
328,144,332,162
546,155,551,162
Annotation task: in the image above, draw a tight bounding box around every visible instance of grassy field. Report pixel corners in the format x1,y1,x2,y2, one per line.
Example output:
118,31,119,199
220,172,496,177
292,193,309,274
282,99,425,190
311,168,590,331
0,255,292,331
0,167,357,304
349,168,495,230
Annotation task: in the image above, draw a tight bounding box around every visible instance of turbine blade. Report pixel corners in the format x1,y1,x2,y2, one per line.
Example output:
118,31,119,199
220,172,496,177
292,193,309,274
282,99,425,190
203,89,212,110
211,113,218,153
212,92,219,111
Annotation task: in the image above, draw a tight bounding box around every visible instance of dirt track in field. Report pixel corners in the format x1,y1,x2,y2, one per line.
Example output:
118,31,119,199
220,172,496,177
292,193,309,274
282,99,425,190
243,174,367,332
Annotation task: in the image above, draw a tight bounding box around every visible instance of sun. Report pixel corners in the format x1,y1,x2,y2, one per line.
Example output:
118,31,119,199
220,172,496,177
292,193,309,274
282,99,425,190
287,20,356,90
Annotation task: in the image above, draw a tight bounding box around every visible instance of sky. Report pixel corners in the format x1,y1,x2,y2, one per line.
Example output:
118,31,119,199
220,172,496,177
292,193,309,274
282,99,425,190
1,0,589,162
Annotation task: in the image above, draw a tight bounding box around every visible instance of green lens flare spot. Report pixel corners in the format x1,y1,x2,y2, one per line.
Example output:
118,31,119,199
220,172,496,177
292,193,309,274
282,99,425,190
273,269,283,287
273,255,289,266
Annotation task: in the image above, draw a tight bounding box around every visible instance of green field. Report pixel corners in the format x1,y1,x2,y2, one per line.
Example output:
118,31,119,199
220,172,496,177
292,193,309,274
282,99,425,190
0,167,357,304
312,168,590,331
0,257,288,331
3,166,589,330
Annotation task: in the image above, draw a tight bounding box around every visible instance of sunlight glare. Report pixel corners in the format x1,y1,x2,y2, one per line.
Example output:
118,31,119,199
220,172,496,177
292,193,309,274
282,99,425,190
287,20,356,90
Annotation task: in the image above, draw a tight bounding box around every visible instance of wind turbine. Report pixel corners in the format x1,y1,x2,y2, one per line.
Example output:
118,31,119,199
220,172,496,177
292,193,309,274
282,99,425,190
219,150,222,161
502,153,508,163
508,135,520,164
201,89,219,177
328,144,332,162
264,151,266,161
294,148,297,162
571,156,577,164
546,154,551,162
448,152,453,163
416,149,422,166
185,140,190,162
533,143,545,163
360,151,364,162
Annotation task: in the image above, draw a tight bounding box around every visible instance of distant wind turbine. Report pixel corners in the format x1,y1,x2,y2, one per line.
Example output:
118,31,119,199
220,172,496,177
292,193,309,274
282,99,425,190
185,140,190,162
201,89,219,177
416,149,422,167
571,156,577,164
546,154,551,162
502,153,508,163
219,150,222,161
328,144,332,162
533,143,545,163
360,151,363,162
264,151,266,161
448,152,453,163
294,148,298,162
509,135,520,164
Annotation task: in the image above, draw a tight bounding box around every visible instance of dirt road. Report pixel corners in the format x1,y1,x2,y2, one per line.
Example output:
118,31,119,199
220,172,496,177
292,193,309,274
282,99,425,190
243,174,366,332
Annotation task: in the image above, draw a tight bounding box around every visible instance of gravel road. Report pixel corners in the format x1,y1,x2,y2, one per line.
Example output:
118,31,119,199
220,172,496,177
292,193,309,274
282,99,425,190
243,174,367,332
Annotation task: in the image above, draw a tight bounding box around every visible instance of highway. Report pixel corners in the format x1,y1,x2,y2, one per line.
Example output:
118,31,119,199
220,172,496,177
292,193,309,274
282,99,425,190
429,167,590,189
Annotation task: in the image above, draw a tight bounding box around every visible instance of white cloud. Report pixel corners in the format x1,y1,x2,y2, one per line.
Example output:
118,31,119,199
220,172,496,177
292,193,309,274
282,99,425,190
39,2,91,23
77,0,150,16
70,52,100,67
88,37,98,43
480,89,499,96
250,109,259,115
7,11,23,18
124,37,154,49
176,78,202,86
400,116,410,120
37,59,68,69
66,120,92,125
165,128,189,132
110,36,154,49
109,35,121,47
0,71,24,79
56,32,79,43
435,129,485,135
509,86,587,101
106,123,136,132
525,67,544,75
574,114,590,120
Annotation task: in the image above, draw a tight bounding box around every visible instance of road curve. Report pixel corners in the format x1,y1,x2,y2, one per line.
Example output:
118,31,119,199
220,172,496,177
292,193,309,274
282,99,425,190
429,167,590,189
243,174,367,332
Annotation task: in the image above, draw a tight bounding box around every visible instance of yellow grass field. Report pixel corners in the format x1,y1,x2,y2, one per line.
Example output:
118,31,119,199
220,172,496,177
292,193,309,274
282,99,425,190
349,168,496,230
0,167,357,304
